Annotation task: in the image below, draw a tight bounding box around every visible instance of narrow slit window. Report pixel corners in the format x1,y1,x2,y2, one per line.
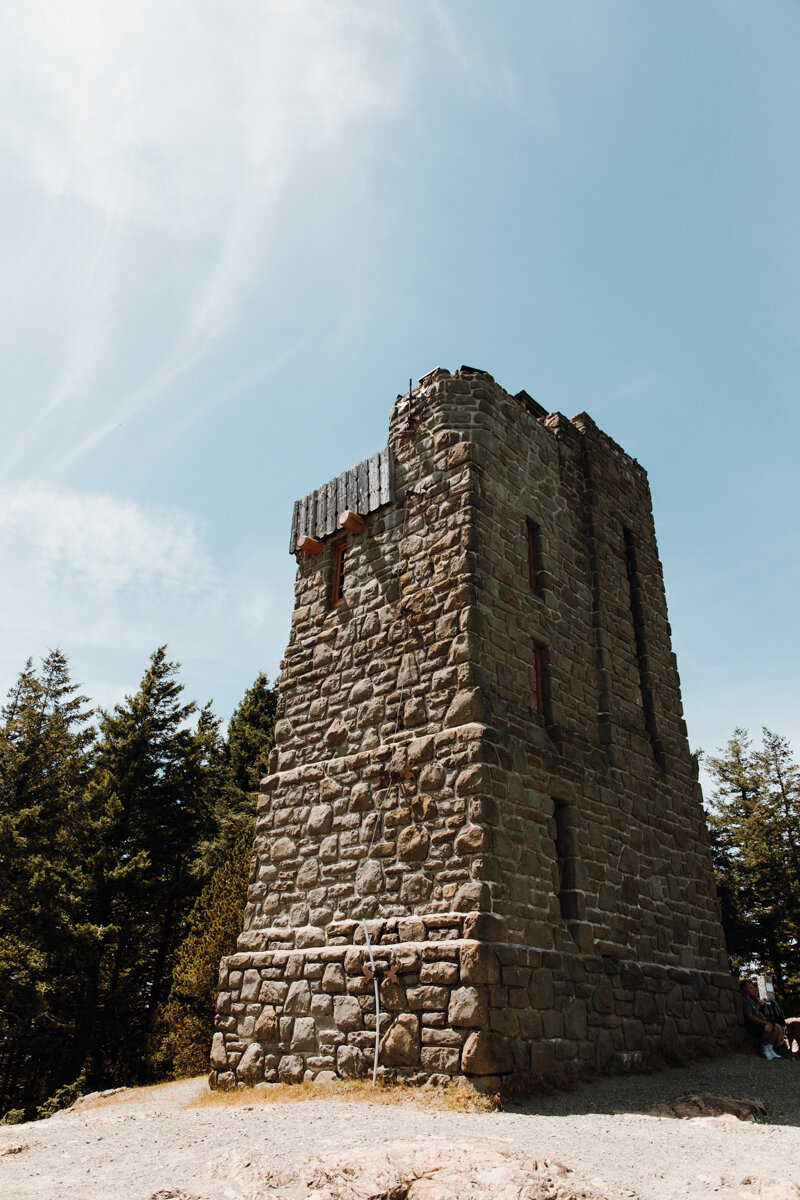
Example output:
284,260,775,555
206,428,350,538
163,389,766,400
553,798,569,912
533,641,544,715
552,798,585,928
331,539,346,607
525,518,540,592
623,527,664,769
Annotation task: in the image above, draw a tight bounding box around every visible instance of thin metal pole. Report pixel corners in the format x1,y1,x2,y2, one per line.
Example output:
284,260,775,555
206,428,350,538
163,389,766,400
361,919,380,1086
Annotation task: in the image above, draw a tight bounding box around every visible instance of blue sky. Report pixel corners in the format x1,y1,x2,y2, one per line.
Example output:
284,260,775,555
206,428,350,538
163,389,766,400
1,1,798,773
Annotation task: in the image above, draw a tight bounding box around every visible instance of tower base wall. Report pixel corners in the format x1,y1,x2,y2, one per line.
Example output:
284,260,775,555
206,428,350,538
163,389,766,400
210,922,740,1091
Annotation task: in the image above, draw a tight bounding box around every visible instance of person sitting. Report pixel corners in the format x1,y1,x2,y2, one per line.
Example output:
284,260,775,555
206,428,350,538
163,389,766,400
740,978,787,1059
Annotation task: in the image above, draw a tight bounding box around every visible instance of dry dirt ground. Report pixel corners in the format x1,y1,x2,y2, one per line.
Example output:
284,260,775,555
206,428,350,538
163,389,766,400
2,1054,800,1200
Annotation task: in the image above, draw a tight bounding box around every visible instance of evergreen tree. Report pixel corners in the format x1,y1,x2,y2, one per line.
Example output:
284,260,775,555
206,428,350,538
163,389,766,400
196,672,277,873
154,826,253,1078
0,652,96,1114
155,672,277,1076
79,647,222,1087
706,728,800,999
0,653,276,1106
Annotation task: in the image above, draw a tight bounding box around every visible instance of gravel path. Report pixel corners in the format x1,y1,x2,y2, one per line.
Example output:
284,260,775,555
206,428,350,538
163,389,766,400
2,1055,799,1200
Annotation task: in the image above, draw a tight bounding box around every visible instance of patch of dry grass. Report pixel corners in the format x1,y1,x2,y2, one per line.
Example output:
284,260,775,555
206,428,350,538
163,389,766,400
71,1077,205,1112
188,1076,500,1114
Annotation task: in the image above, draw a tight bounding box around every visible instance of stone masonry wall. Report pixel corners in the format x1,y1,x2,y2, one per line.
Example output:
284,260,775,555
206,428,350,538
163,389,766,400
213,934,737,1090
212,366,738,1091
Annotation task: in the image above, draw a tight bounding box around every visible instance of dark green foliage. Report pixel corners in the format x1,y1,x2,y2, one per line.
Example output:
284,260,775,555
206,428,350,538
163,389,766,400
154,826,253,1078
0,651,276,1116
80,648,223,1087
706,728,800,1001
198,672,277,873
226,671,277,794
0,651,96,1117
156,673,277,1075
36,1073,86,1120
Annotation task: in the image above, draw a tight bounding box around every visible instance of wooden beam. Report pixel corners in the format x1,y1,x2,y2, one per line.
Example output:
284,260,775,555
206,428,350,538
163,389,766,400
339,510,365,534
297,535,323,556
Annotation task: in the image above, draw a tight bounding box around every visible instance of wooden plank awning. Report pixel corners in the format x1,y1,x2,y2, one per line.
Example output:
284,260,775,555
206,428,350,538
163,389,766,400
289,448,392,553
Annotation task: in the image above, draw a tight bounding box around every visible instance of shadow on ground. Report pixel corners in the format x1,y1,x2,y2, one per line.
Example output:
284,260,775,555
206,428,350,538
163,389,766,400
505,1053,800,1128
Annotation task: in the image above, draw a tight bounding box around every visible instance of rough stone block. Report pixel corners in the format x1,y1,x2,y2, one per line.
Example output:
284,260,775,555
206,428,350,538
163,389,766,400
296,926,326,949
689,1004,711,1035
406,986,449,1011
462,913,505,942
337,1045,367,1078
334,995,363,1031
237,1043,264,1084
296,859,319,889
308,805,333,835
448,986,488,1028
490,1008,520,1037
542,1011,564,1038
397,826,430,861
240,970,261,1002
210,1032,227,1069
528,968,554,1009
564,999,588,1040
634,991,659,1022
400,873,433,905
290,1017,317,1052
454,882,491,912
461,1030,514,1075
444,689,487,727
311,993,333,1017
357,860,384,895
419,960,459,985
271,837,296,862
379,1013,420,1068
455,825,491,855
623,1019,647,1051
322,963,347,993
421,1047,460,1074
460,943,500,984
259,980,288,1005
284,980,311,1015
325,720,348,747
254,1008,279,1043
278,1054,304,1083
421,1027,465,1047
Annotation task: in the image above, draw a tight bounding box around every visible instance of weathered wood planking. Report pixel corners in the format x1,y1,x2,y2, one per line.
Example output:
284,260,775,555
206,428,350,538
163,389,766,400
326,478,336,537
347,467,358,510
379,448,391,505
357,461,368,513
289,447,393,552
368,453,380,508
290,501,300,554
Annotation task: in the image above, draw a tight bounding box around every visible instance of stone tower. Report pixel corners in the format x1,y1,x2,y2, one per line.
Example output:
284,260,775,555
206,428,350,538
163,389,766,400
211,366,737,1090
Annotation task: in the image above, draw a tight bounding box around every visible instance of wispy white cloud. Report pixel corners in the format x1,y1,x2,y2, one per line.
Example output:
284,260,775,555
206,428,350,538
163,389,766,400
0,0,418,473
0,484,277,659
0,484,291,717
1,1,410,234
0,484,216,606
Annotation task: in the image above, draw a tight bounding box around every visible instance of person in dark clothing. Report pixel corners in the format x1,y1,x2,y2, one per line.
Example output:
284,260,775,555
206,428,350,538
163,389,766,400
740,979,787,1059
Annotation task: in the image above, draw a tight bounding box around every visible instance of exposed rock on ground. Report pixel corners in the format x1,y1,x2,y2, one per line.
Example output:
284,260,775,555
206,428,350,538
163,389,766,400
206,1141,607,1200
647,1092,768,1122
